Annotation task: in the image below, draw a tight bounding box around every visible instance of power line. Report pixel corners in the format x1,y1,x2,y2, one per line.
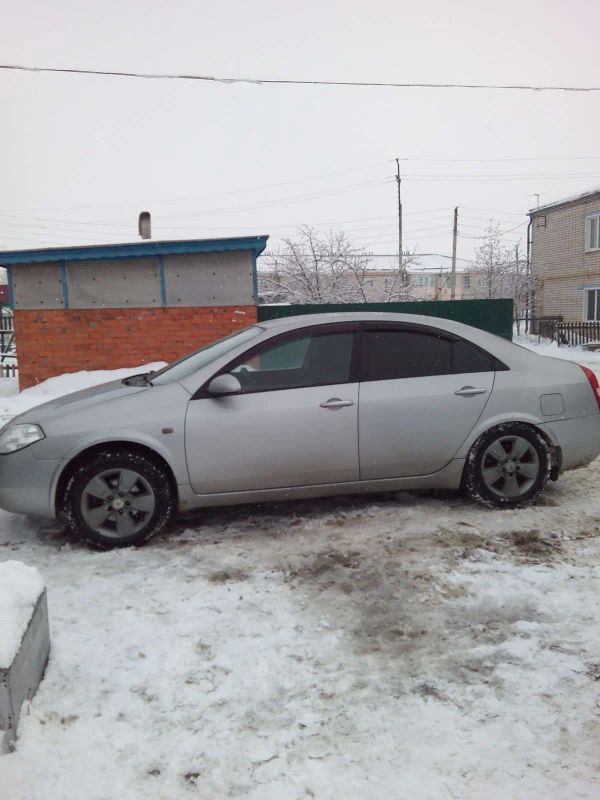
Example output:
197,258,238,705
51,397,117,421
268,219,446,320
0,161,395,214
162,177,395,218
403,173,600,182
400,156,600,162
0,212,419,229
2,63,600,92
462,206,525,217
262,251,474,262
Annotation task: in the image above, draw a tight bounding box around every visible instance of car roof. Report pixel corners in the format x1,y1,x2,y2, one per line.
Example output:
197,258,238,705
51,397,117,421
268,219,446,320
255,311,565,373
259,311,486,337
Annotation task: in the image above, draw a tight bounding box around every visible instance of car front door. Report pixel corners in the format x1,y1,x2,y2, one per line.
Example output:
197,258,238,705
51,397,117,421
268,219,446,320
358,323,495,479
185,323,360,494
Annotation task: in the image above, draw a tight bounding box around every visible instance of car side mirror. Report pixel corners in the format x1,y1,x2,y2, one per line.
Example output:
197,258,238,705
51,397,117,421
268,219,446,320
207,373,242,396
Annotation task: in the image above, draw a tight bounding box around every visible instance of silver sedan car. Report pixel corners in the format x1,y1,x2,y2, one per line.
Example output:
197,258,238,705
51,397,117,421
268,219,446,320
0,312,599,548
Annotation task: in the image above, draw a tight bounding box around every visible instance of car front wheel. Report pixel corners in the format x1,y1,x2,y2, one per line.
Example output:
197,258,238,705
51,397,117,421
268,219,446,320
464,423,551,508
62,450,176,548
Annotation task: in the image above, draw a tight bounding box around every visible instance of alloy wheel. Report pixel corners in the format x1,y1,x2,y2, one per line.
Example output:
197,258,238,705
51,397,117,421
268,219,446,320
80,468,156,539
480,435,541,499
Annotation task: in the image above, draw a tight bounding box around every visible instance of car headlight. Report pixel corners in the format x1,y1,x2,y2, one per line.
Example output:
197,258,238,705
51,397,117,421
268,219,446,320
0,423,45,454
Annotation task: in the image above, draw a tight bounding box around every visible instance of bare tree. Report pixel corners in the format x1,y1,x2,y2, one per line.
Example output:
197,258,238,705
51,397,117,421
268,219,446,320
468,223,513,300
259,226,418,304
376,251,421,302
509,248,537,334
466,224,536,331
259,226,373,303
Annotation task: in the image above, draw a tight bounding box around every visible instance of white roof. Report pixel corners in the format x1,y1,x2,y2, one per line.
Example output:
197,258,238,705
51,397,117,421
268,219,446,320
530,185,600,215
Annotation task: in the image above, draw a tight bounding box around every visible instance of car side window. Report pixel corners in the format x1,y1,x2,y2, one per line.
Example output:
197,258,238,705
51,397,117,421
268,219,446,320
361,329,452,381
226,330,355,393
360,327,499,382
452,339,495,373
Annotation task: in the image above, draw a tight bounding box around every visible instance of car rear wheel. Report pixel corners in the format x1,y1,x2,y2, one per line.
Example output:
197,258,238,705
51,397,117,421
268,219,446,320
464,423,551,508
62,450,176,548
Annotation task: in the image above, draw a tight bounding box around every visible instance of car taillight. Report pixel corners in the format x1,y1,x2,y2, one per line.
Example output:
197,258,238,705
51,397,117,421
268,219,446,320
580,365,600,410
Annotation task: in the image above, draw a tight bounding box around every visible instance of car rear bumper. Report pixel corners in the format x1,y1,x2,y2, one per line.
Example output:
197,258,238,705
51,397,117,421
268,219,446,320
540,414,600,472
0,446,60,518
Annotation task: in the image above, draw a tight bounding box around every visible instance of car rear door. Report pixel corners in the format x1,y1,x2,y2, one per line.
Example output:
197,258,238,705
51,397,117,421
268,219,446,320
185,323,360,494
358,323,495,479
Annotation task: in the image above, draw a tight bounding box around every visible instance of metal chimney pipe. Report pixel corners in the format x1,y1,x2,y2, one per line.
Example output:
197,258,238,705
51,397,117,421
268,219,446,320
138,211,151,240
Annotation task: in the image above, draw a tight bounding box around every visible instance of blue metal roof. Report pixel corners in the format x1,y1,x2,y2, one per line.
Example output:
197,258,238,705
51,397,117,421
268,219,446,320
0,235,269,265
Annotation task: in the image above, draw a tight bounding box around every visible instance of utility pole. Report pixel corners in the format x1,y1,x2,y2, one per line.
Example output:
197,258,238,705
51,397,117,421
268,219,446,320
515,242,521,333
396,158,404,290
450,206,458,300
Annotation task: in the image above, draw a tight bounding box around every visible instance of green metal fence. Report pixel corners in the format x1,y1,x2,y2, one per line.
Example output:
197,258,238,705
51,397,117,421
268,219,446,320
257,298,514,340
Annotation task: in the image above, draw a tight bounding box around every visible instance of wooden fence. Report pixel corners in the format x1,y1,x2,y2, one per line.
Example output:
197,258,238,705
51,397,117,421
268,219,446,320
555,321,600,347
0,310,16,374
532,316,563,340
0,363,18,378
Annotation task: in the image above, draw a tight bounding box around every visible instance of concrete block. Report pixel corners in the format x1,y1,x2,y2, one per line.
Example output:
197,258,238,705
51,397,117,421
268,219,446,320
12,262,64,309
0,588,50,753
164,251,254,306
66,257,162,308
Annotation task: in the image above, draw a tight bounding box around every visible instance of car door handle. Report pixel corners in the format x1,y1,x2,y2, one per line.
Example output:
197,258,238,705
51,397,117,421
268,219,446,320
454,386,488,397
320,398,355,409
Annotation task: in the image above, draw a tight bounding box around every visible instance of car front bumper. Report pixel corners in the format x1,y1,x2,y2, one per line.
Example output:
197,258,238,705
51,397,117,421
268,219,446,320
0,445,61,518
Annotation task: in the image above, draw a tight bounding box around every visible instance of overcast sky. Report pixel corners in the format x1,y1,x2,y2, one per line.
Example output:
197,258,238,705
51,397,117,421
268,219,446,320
2,0,600,267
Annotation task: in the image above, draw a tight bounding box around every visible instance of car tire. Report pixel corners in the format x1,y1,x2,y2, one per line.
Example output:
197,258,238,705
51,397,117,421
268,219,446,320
62,450,176,548
464,423,551,509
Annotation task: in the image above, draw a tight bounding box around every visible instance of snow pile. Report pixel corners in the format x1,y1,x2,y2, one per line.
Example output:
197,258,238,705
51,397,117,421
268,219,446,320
0,363,166,428
0,561,45,669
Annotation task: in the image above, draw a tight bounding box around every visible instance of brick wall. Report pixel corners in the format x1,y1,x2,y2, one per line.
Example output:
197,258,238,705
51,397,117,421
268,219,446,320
14,305,257,388
531,197,600,321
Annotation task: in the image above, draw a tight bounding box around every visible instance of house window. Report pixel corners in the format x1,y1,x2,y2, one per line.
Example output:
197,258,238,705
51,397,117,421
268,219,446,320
586,289,600,321
585,213,600,251
463,275,470,289
412,274,435,288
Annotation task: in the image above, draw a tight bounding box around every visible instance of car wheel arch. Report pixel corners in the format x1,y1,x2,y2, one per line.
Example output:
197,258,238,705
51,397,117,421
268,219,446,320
461,420,554,506
460,420,554,486
457,412,557,460
54,440,178,516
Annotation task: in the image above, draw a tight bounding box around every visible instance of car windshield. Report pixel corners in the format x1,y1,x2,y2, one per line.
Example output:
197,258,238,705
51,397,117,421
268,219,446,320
150,326,263,385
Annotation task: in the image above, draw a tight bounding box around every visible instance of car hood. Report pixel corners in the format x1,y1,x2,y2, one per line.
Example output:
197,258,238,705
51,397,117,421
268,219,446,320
13,379,149,425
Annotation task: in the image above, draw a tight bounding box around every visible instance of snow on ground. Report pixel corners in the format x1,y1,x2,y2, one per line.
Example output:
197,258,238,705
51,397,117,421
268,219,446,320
1,343,600,798
0,561,44,668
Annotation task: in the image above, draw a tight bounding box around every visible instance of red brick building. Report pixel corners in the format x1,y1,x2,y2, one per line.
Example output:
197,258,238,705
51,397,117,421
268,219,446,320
0,236,268,388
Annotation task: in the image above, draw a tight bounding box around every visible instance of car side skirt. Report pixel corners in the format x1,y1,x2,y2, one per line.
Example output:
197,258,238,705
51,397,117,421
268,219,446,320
177,458,466,510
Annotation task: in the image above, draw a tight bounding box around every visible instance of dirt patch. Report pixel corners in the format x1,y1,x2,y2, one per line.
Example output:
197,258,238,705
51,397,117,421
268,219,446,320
413,683,450,703
509,529,563,561
283,549,362,581
208,568,250,583
585,662,600,681
570,524,600,541
458,529,565,563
